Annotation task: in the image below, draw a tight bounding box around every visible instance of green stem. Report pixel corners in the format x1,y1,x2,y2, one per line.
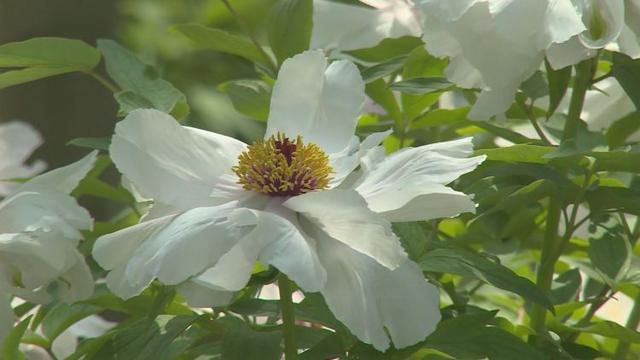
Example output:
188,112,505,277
278,274,298,359
86,70,120,93
613,293,640,359
220,0,277,72
563,58,596,140
530,199,562,342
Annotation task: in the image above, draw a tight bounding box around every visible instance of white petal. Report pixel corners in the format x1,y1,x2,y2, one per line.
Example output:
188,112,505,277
546,36,594,69
54,251,94,303
17,151,97,195
177,280,234,308
104,265,149,300
315,234,441,351
0,191,92,237
0,121,45,195
0,233,75,289
228,206,327,292
266,51,365,154
418,0,585,119
125,203,243,288
110,109,247,210
356,138,484,221
284,189,407,269
578,0,625,49
311,0,421,52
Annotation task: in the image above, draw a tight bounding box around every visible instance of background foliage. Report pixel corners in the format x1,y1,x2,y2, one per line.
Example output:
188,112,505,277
1,0,640,359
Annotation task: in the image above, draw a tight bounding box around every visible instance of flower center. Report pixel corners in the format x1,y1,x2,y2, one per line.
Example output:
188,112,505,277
233,133,333,196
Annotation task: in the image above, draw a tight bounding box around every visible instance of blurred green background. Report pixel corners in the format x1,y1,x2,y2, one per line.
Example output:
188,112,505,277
0,0,277,172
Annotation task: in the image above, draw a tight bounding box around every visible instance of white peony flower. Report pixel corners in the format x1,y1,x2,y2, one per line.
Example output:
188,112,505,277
311,0,422,54
0,121,46,195
0,152,97,342
93,50,485,351
416,0,640,120
416,0,586,120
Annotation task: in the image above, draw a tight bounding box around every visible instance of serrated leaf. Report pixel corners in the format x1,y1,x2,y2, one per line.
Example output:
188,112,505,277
268,0,313,65
421,248,554,311
97,39,189,118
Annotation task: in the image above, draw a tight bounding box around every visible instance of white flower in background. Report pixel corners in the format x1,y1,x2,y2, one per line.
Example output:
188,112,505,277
311,0,422,54
0,121,45,195
580,77,640,142
547,0,640,68
0,152,96,342
415,0,640,120
93,50,485,351
416,0,586,120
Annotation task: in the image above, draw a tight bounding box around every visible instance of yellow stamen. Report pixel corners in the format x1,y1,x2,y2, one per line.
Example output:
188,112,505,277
232,133,333,196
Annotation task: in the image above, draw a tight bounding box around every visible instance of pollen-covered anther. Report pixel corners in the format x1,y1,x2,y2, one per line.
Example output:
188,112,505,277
232,133,333,196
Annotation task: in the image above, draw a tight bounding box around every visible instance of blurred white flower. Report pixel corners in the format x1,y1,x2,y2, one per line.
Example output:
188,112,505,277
580,77,640,142
416,0,586,119
0,121,45,195
311,0,422,53
0,152,97,342
93,50,484,351
416,0,640,120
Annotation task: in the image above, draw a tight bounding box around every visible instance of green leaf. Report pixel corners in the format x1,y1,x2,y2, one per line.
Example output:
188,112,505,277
569,321,640,343
67,137,111,151
0,66,77,89
268,0,313,65
425,312,546,360
393,222,433,261
545,60,572,117
96,39,189,118
0,37,100,89
550,269,582,304
411,108,469,128
360,55,407,83
521,71,548,100
421,248,554,310
586,186,640,216
482,179,557,216
401,47,448,120
606,112,640,147
588,231,631,285
299,333,344,360
221,317,282,360
591,150,640,173
102,315,200,360
218,79,271,120
2,315,31,360
389,76,453,95
172,24,271,66
475,145,554,164
41,303,101,341
365,79,402,123
344,36,423,63
612,52,640,111
0,37,99,68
